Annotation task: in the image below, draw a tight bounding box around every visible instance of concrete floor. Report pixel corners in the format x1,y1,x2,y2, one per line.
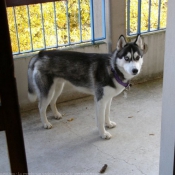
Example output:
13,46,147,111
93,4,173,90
0,78,162,175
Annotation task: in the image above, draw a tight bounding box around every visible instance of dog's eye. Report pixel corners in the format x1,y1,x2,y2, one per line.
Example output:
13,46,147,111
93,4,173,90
135,56,140,61
124,56,129,61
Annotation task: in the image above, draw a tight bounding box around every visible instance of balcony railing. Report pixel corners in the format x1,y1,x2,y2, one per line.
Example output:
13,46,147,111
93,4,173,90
127,0,167,36
6,0,106,55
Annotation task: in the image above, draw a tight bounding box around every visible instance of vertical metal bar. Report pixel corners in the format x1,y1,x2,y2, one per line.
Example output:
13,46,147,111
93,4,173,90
78,0,82,42
102,0,106,39
0,0,28,172
158,0,162,29
137,0,141,34
40,3,46,49
90,0,95,44
148,0,151,32
53,2,58,47
66,0,70,45
127,0,130,35
26,5,33,51
13,7,20,54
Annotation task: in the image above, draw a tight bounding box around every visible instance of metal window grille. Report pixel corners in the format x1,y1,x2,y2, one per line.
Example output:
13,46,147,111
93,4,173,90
7,0,106,55
127,0,167,36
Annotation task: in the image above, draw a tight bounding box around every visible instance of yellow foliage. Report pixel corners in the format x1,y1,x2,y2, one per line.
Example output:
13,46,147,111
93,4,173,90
7,0,91,53
128,0,167,34
7,0,168,53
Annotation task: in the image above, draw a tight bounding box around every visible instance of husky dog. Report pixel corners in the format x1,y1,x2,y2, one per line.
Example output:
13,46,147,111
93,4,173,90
28,35,147,139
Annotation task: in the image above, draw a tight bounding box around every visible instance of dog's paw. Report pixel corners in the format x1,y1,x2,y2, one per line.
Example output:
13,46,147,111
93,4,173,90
43,122,52,129
54,114,62,120
101,131,112,140
106,121,116,128
54,112,62,120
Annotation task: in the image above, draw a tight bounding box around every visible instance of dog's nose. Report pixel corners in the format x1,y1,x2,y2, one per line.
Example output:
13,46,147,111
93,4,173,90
132,68,138,75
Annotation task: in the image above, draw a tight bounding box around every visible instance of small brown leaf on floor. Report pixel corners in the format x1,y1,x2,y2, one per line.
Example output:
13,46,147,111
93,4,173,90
99,164,108,174
128,116,133,118
67,118,74,122
149,134,155,136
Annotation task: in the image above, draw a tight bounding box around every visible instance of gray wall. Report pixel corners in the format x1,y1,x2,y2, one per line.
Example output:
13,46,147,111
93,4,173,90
132,32,165,83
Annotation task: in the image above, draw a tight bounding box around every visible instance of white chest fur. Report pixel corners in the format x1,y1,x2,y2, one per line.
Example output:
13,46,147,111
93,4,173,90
103,79,125,100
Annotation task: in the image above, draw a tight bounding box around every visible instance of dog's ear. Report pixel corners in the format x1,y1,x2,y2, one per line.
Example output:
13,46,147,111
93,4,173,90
135,35,148,54
116,35,126,51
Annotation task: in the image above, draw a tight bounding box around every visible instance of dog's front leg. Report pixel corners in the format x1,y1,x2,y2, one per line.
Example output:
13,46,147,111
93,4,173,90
95,98,112,139
105,98,116,128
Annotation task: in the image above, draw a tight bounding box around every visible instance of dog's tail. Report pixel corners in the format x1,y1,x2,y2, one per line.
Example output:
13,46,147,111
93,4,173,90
28,55,38,102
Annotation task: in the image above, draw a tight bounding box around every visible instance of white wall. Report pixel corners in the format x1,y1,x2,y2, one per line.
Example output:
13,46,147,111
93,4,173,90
159,0,175,174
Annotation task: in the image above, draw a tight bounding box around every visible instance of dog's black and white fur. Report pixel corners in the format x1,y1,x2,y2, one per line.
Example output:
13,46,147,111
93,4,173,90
28,35,147,139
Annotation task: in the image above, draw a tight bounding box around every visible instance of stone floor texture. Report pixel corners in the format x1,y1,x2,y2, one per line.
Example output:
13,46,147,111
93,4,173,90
0,78,162,175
